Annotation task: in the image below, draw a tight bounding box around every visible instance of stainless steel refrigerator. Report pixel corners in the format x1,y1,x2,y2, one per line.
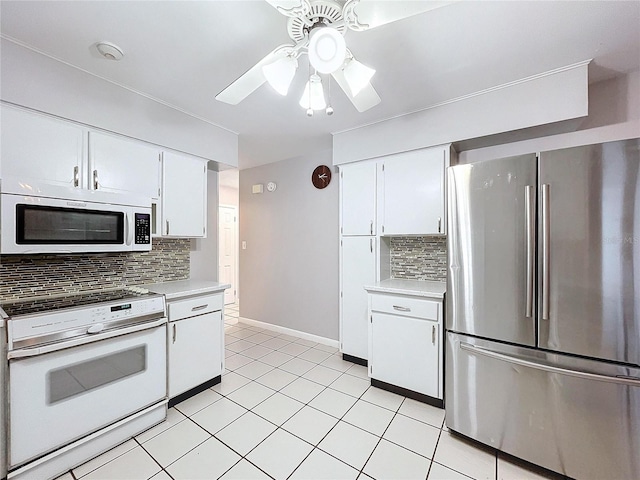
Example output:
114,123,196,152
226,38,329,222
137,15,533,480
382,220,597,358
446,139,640,480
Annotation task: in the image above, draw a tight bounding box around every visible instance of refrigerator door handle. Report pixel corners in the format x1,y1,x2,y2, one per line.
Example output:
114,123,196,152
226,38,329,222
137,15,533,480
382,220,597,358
541,183,551,320
525,185,534,318
460,342,640,387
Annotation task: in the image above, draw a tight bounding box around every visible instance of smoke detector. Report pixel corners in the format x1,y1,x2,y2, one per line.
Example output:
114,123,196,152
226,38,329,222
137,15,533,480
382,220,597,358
96,42,124,61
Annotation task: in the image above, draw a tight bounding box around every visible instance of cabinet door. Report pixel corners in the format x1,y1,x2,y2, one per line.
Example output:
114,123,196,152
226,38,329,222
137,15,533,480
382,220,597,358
1,105,84,188
89,131,161,198
382,147,446,235
370,312,440,397
162,151,207,237
340,161,377,235
169,311,222,398
341,236,376,360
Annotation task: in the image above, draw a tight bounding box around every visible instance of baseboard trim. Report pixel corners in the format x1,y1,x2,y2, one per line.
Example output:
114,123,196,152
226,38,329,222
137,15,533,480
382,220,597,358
168,376,221,408
342,353,368,367
371,378,444,408
237,317,339,349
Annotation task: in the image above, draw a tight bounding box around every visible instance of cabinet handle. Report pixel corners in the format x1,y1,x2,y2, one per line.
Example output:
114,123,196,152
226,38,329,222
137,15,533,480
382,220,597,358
93,169,99,190
73,166,79,187
370,221,373,235
393,305,411,312
370,238,373,253
191,304,208,311
166,220,170,235
172,324,177,343
432,325,436,345
438,217,442,233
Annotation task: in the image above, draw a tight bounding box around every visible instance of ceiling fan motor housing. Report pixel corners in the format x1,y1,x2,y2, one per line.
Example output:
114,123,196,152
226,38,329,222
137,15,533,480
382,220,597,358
287,0,346,43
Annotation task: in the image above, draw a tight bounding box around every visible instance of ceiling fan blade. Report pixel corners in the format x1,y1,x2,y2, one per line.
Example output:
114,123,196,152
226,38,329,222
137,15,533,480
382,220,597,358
264,0,311,17
332,67,381,112
343,0,451,31
215,45,296,105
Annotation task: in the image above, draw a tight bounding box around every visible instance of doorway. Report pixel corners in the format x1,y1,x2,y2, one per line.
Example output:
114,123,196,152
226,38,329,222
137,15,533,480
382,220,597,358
218,205,238,305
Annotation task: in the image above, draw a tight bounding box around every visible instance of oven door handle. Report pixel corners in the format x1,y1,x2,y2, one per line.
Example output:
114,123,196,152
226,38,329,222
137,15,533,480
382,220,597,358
8,317,167,359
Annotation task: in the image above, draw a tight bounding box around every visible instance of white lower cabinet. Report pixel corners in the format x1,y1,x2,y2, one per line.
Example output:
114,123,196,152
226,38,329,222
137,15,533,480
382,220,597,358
167,293,223,399
368,293,443,400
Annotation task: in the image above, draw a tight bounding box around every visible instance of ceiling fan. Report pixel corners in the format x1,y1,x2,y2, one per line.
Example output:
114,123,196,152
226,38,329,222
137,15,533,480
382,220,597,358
215,0,448,114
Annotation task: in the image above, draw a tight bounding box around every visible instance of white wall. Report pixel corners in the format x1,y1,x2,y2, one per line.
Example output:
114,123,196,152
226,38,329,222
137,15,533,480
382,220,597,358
0,38,238,167
190,169,219,281
239,150,339,340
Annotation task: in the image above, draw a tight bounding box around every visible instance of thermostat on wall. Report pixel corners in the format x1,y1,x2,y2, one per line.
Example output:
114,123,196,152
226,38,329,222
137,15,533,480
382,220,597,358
252,184,264,194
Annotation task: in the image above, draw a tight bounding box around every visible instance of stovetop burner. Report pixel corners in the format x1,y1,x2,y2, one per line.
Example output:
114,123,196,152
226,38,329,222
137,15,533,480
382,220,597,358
1,288,152,318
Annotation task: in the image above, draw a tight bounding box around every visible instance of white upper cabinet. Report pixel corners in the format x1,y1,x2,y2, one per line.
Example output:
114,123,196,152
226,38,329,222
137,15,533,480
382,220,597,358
162,151,207,238
381,145,450,235
89,131,161,199
1,104,84,188
340,161,377,236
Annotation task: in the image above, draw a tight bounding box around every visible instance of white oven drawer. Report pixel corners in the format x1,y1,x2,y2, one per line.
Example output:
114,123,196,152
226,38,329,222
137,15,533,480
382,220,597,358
168,294,223,321
9,325,167,468
370,293,440,321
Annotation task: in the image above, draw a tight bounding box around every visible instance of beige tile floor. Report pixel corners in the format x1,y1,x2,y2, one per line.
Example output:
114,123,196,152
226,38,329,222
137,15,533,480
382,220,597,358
56,302,568,480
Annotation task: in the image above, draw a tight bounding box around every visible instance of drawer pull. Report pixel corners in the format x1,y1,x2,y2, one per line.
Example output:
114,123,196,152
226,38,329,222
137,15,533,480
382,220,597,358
172,324,177,343
393,305,411,312
432,325,436,345
191,304,209,311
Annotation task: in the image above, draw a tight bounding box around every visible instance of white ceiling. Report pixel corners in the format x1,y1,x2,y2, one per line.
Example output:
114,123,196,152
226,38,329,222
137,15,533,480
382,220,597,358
1,1,639,169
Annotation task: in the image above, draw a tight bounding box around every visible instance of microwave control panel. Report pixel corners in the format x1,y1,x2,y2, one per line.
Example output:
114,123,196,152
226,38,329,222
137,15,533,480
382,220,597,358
134,213,151,245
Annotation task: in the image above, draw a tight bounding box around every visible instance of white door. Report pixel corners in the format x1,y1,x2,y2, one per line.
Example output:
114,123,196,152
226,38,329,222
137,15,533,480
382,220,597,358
1,104,85,188
168,312,222,398
340,161,377,235
370,313,440,397
219,205,237,305
340,236,376,360
89,131,161,199
162,151,207,237
382,147,446,235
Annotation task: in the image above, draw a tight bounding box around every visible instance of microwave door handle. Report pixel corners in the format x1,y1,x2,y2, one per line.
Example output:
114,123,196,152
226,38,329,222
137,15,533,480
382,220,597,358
124,213,132,246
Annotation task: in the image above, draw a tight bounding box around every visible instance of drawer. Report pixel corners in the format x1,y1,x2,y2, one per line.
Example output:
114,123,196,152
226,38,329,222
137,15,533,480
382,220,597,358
168,293,223,321
370,294,439,321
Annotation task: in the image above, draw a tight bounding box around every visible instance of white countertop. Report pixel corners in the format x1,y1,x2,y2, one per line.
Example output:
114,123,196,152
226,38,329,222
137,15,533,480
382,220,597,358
364,278,446,299
140,280,231,300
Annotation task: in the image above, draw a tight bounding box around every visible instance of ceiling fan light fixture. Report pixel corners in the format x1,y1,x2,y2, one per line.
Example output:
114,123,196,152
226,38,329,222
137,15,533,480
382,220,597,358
343,58,376,97
262,55,298,96
308,27,346,74
299,73,326,110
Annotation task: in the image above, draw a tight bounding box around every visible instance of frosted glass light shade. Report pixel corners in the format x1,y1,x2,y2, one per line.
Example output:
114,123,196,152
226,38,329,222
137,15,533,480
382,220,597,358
308,27,346,74
343,58,376,97
263,55,298,96
299,74,326,110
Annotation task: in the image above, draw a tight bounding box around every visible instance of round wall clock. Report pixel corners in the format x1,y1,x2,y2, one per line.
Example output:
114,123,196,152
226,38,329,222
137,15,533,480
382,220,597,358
312,165,332,189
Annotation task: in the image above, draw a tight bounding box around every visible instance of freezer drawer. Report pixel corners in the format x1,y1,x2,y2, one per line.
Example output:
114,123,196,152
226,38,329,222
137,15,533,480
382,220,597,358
446,332,640,480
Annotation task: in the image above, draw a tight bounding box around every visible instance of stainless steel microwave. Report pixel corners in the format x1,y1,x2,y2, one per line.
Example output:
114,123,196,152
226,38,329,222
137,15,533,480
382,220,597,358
1,183,152,254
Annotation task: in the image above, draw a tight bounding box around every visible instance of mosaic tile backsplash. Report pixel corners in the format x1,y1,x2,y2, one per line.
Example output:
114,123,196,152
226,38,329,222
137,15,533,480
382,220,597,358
0,238,190,302
389,236,447,282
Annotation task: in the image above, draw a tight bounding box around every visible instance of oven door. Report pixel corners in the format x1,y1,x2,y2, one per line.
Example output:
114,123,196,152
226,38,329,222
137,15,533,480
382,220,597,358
8,324,166,468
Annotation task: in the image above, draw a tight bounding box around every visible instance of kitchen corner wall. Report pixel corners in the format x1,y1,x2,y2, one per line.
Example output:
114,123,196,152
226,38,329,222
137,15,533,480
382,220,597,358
189,169,220,281
239,150,339,341
0,238,190,303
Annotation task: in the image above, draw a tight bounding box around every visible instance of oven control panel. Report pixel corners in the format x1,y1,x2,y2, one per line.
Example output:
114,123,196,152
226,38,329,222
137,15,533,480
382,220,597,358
7,296,166,348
